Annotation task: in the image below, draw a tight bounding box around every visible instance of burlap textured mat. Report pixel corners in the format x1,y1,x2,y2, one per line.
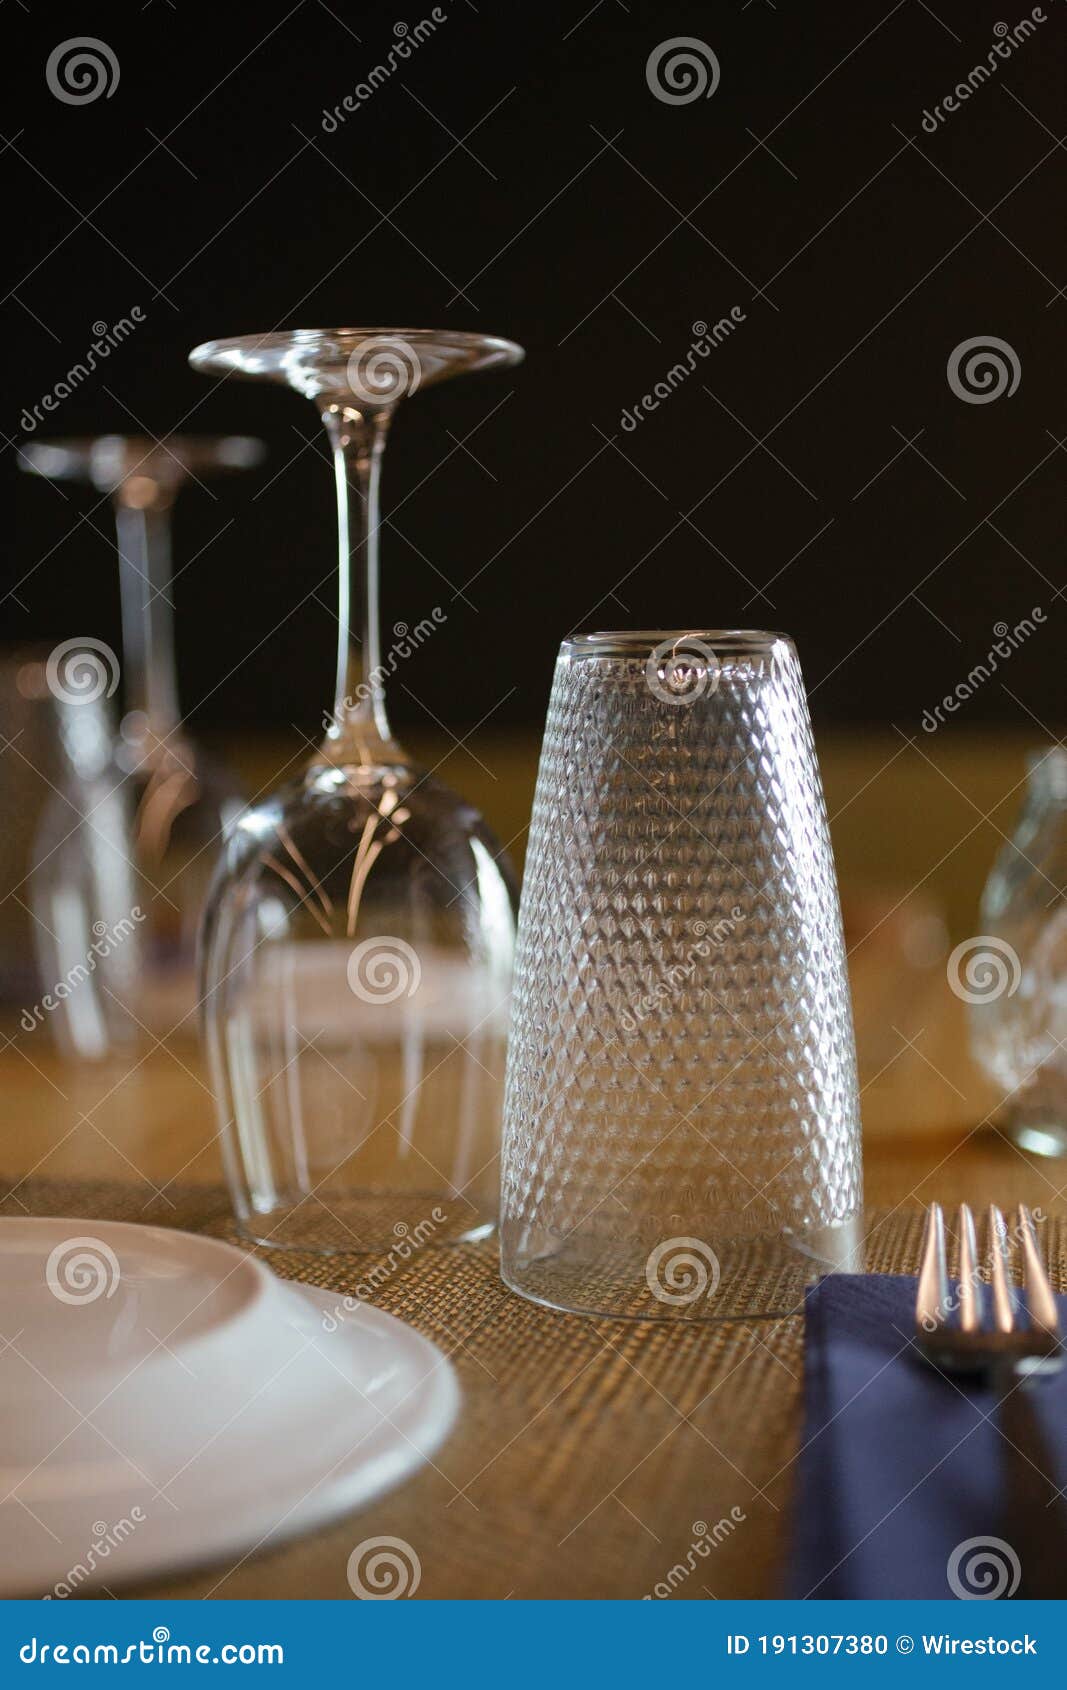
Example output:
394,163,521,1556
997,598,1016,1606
4,1171,1065,1599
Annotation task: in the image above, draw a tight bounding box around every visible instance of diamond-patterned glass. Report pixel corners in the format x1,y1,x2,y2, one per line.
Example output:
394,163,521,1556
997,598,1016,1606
501,631,862,1319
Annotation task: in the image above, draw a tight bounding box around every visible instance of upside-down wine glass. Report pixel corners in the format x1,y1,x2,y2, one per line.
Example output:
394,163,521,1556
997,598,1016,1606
188,330,523,1253
20,436,263,1052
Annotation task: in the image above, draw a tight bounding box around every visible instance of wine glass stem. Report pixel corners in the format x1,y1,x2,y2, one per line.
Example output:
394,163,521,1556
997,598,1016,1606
321,406,397,757
114,498,180,736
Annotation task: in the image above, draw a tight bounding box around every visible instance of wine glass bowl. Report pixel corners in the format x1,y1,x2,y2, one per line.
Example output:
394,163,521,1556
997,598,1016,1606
202,760,516,1252
190,327,524,1252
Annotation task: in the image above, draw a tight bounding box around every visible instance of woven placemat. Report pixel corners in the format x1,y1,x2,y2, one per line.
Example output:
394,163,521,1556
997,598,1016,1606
4,1174,1066,1600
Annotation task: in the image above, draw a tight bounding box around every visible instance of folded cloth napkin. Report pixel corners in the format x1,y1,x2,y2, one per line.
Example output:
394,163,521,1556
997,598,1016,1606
790,1272,1067,1599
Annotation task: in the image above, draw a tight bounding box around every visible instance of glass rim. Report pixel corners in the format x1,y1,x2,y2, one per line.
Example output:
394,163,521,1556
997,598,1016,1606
561,629,793,658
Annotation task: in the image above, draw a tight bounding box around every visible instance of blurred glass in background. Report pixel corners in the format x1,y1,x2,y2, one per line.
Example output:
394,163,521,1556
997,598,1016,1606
14,436,263,1055
969,747,1067,1156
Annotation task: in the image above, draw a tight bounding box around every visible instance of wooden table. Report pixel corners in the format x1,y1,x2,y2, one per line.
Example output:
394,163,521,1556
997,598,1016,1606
1,731,1063,1598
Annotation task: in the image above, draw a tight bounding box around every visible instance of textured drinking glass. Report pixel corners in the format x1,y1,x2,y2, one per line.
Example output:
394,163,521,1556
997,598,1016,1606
189,330,522,1254
501,630,863,1319
968,747,1067,1157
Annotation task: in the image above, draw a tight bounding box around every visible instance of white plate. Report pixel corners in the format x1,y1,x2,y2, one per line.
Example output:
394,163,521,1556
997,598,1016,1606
0,1218,458,1595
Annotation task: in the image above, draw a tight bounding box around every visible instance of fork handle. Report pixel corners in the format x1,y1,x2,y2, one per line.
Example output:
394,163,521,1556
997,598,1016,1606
997,1374,1067,1600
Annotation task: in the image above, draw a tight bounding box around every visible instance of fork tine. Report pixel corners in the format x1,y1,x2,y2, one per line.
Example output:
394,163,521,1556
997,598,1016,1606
958,1204,979,1332
1018,1205,1059,1335
988,1204,1016,1333
917,1203,949,1330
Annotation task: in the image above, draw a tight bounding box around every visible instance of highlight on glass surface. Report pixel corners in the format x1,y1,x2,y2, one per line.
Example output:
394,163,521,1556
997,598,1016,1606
19,435,264,1055
500,629,863,1320
188,329,524,1254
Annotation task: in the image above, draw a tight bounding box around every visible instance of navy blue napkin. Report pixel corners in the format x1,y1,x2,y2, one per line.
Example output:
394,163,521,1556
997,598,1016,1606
790,1272,1067,1599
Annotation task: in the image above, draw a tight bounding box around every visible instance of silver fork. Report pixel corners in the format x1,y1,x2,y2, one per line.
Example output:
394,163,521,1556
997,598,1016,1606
916,1202,1067,1599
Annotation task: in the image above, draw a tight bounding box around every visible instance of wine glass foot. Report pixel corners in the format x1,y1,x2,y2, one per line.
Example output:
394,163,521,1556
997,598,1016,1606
189,328,522,405
236,1192,497,1257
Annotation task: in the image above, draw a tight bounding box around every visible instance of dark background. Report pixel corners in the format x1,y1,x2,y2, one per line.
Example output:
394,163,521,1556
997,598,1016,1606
6,0,1064,741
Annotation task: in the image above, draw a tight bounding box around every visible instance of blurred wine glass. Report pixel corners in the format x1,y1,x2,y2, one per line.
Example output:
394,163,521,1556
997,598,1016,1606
20,435,264,1052
969,747,1067,1156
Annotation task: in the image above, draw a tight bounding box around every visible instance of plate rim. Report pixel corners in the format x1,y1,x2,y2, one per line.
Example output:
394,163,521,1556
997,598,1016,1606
0,1243,460,1596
